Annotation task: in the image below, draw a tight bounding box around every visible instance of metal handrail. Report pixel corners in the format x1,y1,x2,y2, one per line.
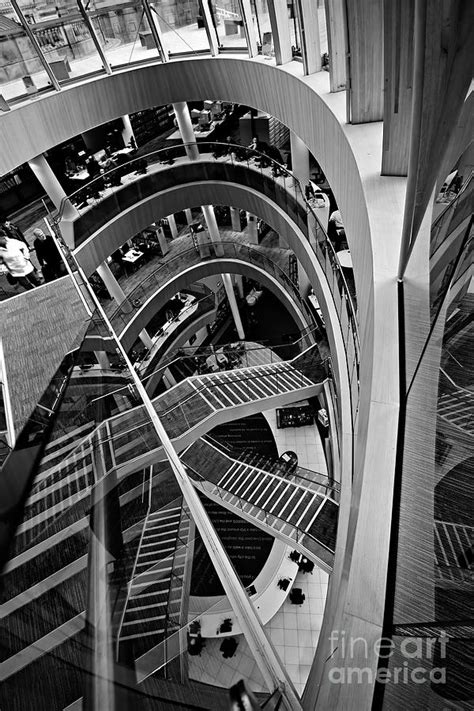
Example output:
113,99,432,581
136,293,217,373
185,459,336,555
55,141,302,221
91,334,328,414
439,368,473,397
108,239,315,331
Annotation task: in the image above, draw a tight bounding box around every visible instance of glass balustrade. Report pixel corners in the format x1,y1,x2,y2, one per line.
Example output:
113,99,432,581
54,140,360,423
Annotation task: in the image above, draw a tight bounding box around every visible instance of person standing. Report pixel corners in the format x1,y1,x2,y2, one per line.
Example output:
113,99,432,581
32,228,63,282
0,217,29,247
0,235,41,290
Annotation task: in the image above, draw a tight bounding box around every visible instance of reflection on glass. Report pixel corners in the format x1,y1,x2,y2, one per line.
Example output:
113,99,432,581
318,1,328,55
287,0,301,57
152,0,210,56
0,7,54,101
209,0,247,50
90,2,161,67
251,0,272,51
12,0,104,89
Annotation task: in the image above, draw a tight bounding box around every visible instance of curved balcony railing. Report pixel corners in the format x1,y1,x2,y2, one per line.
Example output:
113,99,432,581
108,239,315,335
55,140,360,420
135,289,217,373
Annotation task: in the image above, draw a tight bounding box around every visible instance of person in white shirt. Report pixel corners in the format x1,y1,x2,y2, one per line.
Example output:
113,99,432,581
0,235,41,290
329,209,344,231
328,209,346,249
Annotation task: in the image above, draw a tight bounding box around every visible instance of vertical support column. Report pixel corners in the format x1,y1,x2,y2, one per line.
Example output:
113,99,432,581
381,0,414,176
345,0,384,122
28,153,79,221
202,204,245,340
173,103,245,341
167,214,178,239
246,213,258,244
184,209,194,226
198,0,220,56
296,0,321,74
290,131,310,185
267,0,292,64
230,206,242,232
222,274,245,340
201,204,225,257
173,102,200,161
323,0,347,92
96,263,153,350
85,436,126,711
238,0,258,57
85,456,118,711
121,115,136,149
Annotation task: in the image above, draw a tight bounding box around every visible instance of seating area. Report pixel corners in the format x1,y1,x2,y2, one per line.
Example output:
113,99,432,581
289,588,306,605
220,637,238,658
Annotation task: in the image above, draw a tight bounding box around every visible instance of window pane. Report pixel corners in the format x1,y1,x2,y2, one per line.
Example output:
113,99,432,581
0,4,55,101
251,0,272,50
15,0,104,86
287,0,301,57
90,3,161,67
154,0,210,56
211,0,247,50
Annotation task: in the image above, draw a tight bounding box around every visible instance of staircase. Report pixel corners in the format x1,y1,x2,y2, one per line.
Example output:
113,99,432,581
118,500,192,659
109,347,327,474
435,520,473,569
437,389,474,435
192,360,323,410
182,438,338,570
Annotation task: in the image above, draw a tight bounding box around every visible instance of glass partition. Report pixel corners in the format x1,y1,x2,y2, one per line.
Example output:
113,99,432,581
0,5,56,101
14,0,105,87
287,0,301,58
89,1,162,68
54,139,360,425
251,0,272,52
152,0,210,56
375,182,473,708
209,0,247,51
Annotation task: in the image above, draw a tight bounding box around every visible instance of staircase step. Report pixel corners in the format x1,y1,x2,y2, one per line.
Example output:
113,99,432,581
122,613,166,626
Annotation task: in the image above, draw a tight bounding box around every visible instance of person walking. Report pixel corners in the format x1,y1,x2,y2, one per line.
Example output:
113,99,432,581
33,228,63,282
0,235,41,290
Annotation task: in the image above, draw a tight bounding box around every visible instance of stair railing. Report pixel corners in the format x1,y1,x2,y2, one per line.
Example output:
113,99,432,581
184,459,336,558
